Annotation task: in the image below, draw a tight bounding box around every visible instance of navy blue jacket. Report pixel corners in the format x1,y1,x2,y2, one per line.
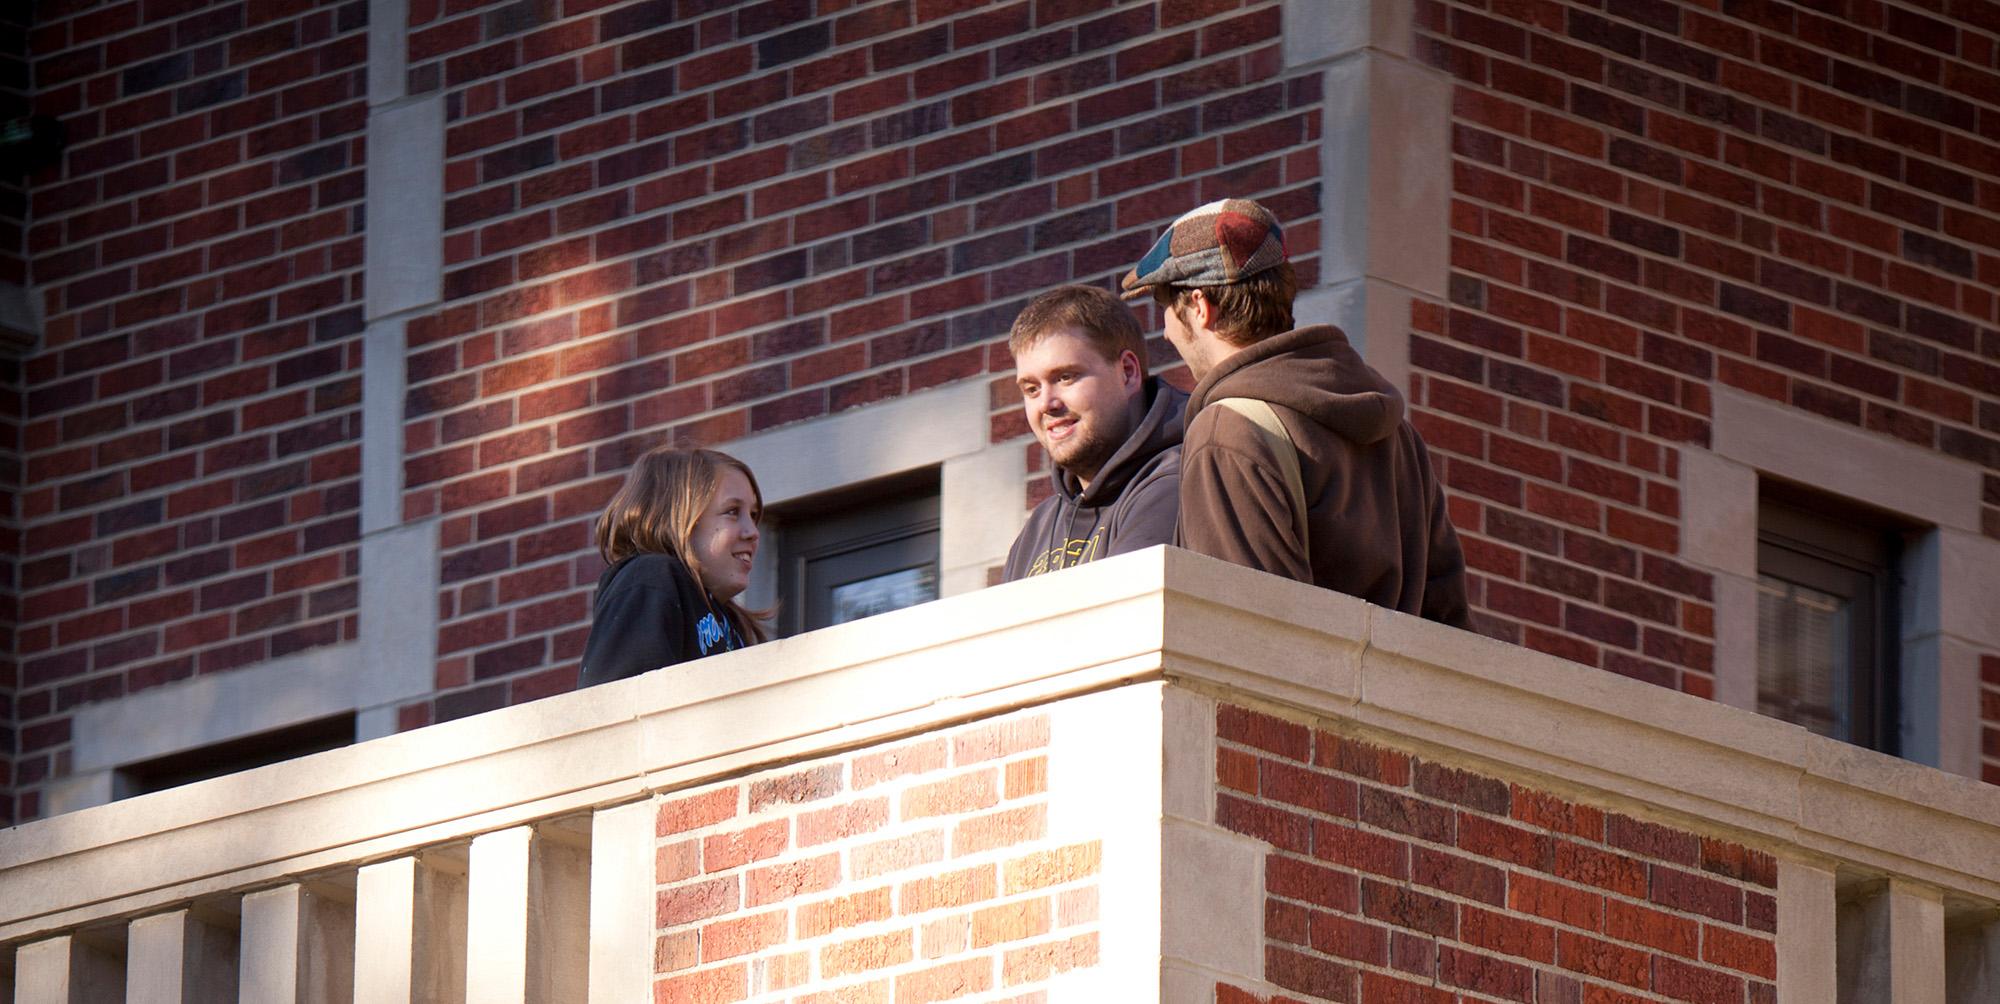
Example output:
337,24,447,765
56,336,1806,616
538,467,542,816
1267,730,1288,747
578,553,748,687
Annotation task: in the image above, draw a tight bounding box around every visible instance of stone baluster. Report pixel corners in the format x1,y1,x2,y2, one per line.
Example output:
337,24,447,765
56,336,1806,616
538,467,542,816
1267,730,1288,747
1945,907,2000,1004
1839,878,1947,1003
127,909,237,1004
13,933,123,1003
587,802,653,1004
464,823,588,1003
239,884,354,1004
1779,857,1838,1003
354,852,468,1003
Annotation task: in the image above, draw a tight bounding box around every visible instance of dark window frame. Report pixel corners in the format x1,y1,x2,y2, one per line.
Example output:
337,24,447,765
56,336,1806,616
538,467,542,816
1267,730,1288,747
113,712,357,799
767,468,942,638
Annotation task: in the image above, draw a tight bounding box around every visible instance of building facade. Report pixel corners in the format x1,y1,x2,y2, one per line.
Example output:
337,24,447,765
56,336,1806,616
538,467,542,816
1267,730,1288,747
1,0,1996,824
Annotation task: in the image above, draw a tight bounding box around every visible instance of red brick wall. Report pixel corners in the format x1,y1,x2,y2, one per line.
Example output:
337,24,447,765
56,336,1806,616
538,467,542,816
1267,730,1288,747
1212,702,1779,1003
12,0,370,819
0,8,31,292
1409,0,2000,702
1985,653,2000,785
394,0,1324,725
651,709,1101,1001
0,7,30,827
0,335,14,825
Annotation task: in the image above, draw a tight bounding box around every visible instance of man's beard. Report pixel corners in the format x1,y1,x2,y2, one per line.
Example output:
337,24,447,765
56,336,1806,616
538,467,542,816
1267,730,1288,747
1048,418,1123,486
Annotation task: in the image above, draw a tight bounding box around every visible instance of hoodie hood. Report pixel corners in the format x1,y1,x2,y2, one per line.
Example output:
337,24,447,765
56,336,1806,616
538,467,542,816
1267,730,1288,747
1185,324,1403,444
1052,377,1189,506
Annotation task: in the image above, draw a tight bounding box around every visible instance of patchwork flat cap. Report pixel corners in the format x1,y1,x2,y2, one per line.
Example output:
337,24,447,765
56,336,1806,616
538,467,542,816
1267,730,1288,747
1119,198,1287,299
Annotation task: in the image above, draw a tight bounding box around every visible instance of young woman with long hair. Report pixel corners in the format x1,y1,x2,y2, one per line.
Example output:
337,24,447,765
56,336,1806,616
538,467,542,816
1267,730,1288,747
578,445,769,687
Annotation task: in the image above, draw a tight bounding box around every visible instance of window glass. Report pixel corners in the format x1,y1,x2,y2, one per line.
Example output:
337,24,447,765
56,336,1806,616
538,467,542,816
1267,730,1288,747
1755,574,1849,739
766,468,942,638
1755,484,1906,753
831,566,938,625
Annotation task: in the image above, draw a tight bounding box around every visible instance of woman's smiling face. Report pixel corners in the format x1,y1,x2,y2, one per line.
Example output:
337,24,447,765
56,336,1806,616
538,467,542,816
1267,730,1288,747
690,466,760,599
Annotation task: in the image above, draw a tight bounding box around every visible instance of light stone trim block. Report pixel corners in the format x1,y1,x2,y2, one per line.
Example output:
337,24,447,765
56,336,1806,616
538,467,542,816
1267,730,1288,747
1281,0,1369,66
367,0,409,107
356,519,443,718
1678,448,1759,582
1162,687,1217,825
1316,52,1451,302
0,281,40,354
360,318,410,535
70,642,363,775
239,885,353,1004
363,96,444,320
126,910,236,1004
39,773,114,819
1160,819,1265,981
1041,686,1168,1000
1713,387,1983,533
729,381,987,505
1158,687,1271,991
1295,277,1418,390
1302,16,1451,397
939,437,1029,598
1931,529,2000,650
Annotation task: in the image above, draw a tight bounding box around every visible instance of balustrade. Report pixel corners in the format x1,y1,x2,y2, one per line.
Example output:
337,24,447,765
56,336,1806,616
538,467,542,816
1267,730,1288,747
0,550,1992,1003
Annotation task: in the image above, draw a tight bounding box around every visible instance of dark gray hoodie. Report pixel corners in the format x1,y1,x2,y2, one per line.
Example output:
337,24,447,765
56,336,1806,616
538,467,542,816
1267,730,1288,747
1176,324,1472,628
1003,378,1189,580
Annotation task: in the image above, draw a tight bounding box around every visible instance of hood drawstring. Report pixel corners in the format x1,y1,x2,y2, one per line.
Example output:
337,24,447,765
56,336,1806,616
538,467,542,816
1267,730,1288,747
1034,483,1109,575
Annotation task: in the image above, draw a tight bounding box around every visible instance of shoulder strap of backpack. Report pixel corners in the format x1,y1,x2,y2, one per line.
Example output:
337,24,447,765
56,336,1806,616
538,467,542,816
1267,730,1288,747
1210,397,1310,565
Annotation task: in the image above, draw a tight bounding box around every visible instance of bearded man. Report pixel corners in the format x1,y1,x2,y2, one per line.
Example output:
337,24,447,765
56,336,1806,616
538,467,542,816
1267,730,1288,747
1002,285,1188,579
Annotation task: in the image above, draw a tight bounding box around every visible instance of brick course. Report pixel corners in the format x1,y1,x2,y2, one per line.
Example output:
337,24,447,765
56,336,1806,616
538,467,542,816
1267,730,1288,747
1214,703,1778,1003
652,709,1099,1001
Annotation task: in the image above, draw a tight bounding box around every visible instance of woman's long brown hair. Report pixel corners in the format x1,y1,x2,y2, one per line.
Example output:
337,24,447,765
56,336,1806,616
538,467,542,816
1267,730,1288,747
594,445,769,645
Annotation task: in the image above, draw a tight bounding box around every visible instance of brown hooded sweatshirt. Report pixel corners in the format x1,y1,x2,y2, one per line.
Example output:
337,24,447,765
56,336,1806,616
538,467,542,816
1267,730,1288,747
1176,324,1473,628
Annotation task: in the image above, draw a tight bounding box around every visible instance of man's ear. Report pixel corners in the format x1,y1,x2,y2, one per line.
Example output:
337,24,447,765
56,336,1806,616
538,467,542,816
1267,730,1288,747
1189,289,1215,328
1118,349,1144,391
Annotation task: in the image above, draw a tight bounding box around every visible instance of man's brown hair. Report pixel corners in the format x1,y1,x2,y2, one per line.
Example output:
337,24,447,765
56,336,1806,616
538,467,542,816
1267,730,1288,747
1153,261,1299,347
1008,284,1148,370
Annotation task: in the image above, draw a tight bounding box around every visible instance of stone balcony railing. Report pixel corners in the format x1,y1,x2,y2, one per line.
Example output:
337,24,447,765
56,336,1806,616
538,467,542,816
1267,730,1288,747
0,547,1996,1003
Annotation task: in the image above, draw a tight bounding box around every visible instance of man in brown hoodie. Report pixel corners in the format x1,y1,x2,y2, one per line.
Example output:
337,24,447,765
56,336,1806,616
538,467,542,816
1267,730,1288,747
1121,198,1473,628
